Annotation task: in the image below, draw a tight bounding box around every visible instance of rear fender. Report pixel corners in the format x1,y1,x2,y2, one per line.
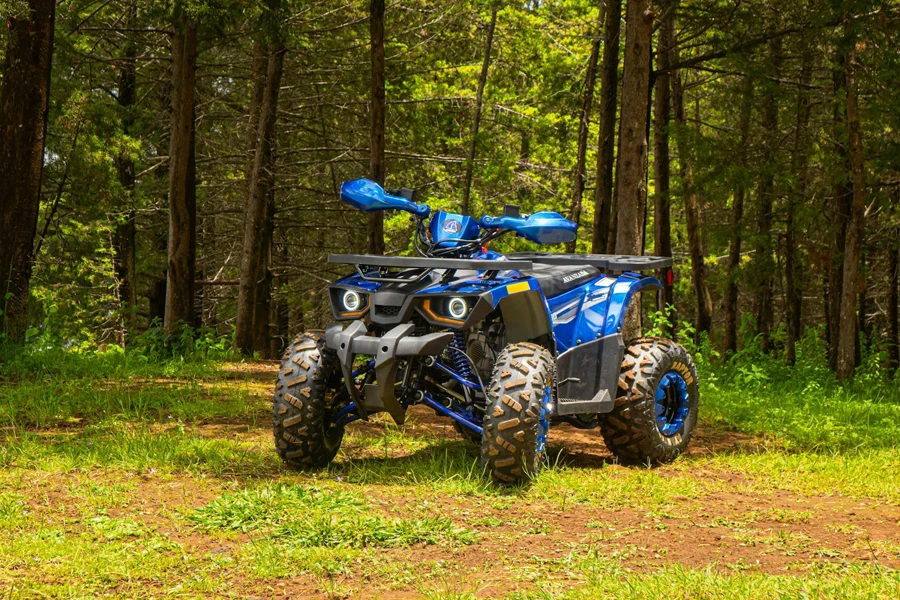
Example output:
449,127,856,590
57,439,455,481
567,273,662,346
601,274,662,335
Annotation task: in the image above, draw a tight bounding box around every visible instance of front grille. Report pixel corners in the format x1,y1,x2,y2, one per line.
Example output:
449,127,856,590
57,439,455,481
375,305,401,316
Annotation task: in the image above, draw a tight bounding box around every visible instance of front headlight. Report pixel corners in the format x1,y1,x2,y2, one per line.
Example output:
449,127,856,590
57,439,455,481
447,297,468,319
342,290,362,312
420,296,473,326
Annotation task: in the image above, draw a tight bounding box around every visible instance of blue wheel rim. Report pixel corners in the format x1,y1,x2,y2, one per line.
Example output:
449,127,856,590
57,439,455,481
537,385,551,456
655,371,690,437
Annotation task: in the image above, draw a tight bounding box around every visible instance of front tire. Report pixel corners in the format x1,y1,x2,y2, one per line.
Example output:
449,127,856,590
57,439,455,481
272,331,345,469
481,342,553,485
599,337,699,465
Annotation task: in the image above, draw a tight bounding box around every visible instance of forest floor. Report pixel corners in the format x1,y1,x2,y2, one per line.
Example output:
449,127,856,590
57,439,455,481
1,358,899,598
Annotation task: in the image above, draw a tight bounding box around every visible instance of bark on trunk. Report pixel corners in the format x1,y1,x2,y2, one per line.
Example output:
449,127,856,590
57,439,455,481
114,4,138,346
235,10,286,355
672,68,712,338
565,9,603,253
0,0,56,343
827,49,852,370
856,252,868,367
724,78,753,353
592,0,622,254
460,6,498,216
368,0,386,252
785,50,813,365
613,0,653,337
164,18,198,335
752,37,782,353
836,35,866,381
653,7,674,316
888,225,899,377
253,189,275,355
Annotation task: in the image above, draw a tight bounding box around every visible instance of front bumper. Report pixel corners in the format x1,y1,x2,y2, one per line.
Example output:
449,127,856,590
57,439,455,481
325,320,454,424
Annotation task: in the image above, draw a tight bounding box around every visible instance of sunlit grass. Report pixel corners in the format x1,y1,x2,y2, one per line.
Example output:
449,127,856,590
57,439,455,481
2,345,900,597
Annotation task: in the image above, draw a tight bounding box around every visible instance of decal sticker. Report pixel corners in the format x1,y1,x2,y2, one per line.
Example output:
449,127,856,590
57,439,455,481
506,281,530,294
562,269,591,283
552,299,580,324
441,220,461,234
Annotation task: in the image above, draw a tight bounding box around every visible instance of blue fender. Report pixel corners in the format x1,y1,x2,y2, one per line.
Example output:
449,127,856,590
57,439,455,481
552,273,662,352
600,273,663,336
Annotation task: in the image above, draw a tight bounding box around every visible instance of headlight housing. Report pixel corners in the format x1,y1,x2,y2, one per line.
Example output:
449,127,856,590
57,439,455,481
329,287,369,319
342,290,362,312
420,296,473,326
447,297,468,319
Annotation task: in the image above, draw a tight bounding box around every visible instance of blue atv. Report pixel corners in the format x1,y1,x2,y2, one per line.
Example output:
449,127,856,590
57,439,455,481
273,179,699,485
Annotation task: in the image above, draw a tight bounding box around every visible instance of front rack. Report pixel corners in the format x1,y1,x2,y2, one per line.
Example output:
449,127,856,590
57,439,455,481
328,254,535,282
328,252,671,281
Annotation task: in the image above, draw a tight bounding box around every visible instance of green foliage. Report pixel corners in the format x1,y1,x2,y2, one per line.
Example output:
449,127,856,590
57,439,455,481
705,328,900,450
190,482,476,548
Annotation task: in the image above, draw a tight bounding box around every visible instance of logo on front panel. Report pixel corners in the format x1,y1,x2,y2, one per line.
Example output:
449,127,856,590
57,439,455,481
442,220,461,234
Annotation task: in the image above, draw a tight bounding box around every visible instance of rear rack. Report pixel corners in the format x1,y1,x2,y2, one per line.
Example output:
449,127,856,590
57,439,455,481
328,254,534,283
507,252,672,272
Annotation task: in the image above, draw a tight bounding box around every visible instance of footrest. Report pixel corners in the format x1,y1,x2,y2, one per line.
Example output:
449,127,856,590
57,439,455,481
556,389,614,415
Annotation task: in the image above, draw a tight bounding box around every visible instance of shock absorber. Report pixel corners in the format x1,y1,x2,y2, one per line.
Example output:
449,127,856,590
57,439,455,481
449,332,475,383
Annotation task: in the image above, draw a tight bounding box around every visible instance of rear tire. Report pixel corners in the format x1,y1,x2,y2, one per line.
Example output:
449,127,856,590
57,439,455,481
481,342,553,485
272,331,344,469
599,337,699,465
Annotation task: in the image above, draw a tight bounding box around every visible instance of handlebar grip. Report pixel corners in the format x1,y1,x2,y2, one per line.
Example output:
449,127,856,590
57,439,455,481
386,187,417,202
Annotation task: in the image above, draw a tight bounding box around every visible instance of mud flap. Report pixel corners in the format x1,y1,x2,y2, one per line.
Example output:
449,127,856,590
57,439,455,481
555,333,624,415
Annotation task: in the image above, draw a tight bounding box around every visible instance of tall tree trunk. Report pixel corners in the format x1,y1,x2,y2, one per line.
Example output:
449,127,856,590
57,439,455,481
367,0,386,252
235,3,286,355
672,68,712,337
888,224,899,377
566,9,603,253
613,0,653,337
724,78,753,353
752,37,782,353
113,4,138,346
272,227,290,357
856,251,868,367
516,131,530,200
653,6,674,316
592,0,622,254
827,49,852,370
164,17,198,335
460,6,498,216
785,50,813,365
253,189,275,355
836,33,866,381
0,0,56,344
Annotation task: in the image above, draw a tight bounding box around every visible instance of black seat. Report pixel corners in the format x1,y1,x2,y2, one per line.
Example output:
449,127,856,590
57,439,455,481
520,264,601,298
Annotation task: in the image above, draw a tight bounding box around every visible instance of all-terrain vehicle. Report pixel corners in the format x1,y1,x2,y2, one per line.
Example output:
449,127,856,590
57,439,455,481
273,179,699,484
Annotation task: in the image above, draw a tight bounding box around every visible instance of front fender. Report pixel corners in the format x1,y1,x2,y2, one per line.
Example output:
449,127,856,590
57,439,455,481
456,279,554,347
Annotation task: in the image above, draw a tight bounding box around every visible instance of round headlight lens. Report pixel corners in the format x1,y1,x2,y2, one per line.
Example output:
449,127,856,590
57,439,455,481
342,290,362,312
447,297,468,320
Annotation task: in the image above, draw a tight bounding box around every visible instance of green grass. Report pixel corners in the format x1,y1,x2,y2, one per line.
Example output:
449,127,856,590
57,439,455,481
0,424,279,476
190,482,476,548
1,342,900,597
700,333,900,451
516,559,900,599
